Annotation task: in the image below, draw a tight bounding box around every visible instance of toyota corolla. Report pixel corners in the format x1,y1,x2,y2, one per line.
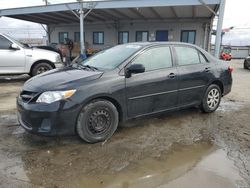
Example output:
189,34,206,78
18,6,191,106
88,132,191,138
17,42,233,143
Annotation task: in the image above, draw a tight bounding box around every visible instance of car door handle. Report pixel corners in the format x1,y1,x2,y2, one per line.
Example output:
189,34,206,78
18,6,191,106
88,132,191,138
204,67,211,72
168,73,176,79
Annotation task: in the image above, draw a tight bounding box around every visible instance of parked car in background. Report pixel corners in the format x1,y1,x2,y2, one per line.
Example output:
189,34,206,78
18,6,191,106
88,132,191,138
220,46,232,61
0,33,63,76
244,56,250,69
17,42,233,143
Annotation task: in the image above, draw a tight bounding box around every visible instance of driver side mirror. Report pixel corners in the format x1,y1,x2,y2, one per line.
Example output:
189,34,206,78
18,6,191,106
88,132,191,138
125,64,145,78
10,43,20,50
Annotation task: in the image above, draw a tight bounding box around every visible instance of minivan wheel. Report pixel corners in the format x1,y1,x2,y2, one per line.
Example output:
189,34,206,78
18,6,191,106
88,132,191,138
31,62,53,76
200,84,221,113
76,99,119,143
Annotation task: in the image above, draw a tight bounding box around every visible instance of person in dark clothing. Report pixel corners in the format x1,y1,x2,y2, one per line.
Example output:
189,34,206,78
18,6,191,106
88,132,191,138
65,38,74,60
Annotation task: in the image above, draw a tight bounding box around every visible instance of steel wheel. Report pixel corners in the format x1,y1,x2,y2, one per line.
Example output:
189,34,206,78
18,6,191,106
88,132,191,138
76,100,119,143
87,108,112,135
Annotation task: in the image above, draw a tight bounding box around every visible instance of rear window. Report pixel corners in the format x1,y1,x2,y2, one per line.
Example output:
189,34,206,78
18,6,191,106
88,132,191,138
175,46,200,66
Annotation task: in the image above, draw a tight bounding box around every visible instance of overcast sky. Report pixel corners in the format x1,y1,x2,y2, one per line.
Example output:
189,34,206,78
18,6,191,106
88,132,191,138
0,0,250,45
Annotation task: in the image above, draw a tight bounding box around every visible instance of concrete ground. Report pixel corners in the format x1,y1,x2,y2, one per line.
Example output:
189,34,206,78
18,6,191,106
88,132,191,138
0,60,249,188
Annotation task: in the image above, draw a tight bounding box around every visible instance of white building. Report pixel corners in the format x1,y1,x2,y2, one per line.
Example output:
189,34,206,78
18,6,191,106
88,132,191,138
0,0,225,57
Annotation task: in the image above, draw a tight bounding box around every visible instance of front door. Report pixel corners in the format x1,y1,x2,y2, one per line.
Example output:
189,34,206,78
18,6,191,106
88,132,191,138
125,45,178,117
156,30,168,41
0,35,26,74
173,45,212,106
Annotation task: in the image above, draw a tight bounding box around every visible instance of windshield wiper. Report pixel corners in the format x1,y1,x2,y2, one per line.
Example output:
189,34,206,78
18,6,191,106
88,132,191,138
77,64,99,71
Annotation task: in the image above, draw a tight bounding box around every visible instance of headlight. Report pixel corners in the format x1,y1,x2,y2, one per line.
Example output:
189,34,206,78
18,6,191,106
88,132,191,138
36,90,76,104
55,54,62,62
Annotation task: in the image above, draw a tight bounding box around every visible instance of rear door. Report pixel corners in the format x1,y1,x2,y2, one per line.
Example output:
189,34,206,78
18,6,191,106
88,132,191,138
173,45,212,107
125,45,178,117
0,35,26,74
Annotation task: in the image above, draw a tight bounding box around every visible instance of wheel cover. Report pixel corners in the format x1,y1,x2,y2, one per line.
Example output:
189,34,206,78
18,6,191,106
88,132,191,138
207,88,220,109
37,66,49,74
87,108,111,135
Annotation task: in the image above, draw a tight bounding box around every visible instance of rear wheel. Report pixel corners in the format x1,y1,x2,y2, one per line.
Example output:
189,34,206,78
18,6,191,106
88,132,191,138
200,84,221,113
76,99,119,143
31,62,53,76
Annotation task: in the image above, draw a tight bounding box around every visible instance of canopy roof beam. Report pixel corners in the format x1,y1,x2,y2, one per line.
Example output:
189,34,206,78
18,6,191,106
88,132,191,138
0,0,220,16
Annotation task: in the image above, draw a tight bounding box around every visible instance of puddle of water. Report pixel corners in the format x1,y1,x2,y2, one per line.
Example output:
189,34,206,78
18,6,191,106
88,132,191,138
217,99,243,112
66,142,244,188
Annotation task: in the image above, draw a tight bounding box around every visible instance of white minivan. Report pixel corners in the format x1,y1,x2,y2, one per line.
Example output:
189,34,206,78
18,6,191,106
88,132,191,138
0,33,63,76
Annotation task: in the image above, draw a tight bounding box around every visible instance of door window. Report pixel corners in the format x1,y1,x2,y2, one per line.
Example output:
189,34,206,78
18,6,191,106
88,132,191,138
0,35,12,50
199,52,208,63
175,46,200,66
132,46,172,71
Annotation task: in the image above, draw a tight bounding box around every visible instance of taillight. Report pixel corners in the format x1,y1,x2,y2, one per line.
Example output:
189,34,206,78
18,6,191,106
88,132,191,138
228,66,234,73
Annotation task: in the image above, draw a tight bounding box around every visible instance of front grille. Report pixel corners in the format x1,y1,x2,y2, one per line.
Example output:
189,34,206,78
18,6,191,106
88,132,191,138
20,90,38,103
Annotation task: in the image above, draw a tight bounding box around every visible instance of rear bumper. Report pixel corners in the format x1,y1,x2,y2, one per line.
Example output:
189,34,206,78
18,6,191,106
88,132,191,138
16,96,82,136
222,75,232,96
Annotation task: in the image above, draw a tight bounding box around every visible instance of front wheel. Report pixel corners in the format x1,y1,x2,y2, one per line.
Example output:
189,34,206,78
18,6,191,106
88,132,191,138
76,99,119,143
31,62,53,76
200,84,222,113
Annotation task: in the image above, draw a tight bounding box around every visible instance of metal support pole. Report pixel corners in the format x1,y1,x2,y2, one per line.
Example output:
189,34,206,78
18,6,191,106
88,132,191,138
79,7,85,55
203,23,208,50
214,0,226,58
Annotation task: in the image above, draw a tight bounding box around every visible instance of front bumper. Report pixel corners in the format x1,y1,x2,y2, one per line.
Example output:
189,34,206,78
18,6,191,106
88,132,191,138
17,96,82,136
54,62,64,68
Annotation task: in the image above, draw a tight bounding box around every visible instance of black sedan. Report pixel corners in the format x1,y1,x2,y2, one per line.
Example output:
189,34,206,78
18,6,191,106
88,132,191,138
244,56,250,69
17,42,233,143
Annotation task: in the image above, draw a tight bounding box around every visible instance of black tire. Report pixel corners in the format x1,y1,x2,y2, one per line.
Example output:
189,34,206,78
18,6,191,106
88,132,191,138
31,62,53,76
244,60,249,69
76,99,119,143
200,84,221,113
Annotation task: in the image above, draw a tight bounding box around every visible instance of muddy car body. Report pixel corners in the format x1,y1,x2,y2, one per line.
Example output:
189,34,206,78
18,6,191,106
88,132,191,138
17,42,232,143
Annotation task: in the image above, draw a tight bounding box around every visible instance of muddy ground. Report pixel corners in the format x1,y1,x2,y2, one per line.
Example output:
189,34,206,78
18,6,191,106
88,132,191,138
0,60,249,188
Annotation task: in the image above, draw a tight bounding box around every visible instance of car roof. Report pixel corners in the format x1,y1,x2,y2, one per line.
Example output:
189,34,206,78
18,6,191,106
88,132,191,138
119,42,216,62
126,41,199,48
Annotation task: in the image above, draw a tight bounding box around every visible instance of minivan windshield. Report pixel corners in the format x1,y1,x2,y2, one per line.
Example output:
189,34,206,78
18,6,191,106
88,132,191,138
81,44,142,70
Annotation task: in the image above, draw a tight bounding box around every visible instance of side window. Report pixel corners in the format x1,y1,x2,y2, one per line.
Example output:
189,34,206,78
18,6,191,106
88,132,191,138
199,52,208,63
132,46,172,71
0,35,12,50
175,46,200,66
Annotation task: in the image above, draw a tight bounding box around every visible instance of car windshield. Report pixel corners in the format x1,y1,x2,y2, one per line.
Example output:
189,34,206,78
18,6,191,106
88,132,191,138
81,44,143,70
4,34,26,48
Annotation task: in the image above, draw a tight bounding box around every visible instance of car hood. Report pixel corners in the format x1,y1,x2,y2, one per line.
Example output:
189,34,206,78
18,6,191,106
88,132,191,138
26,47,60,57
23,67,103,92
